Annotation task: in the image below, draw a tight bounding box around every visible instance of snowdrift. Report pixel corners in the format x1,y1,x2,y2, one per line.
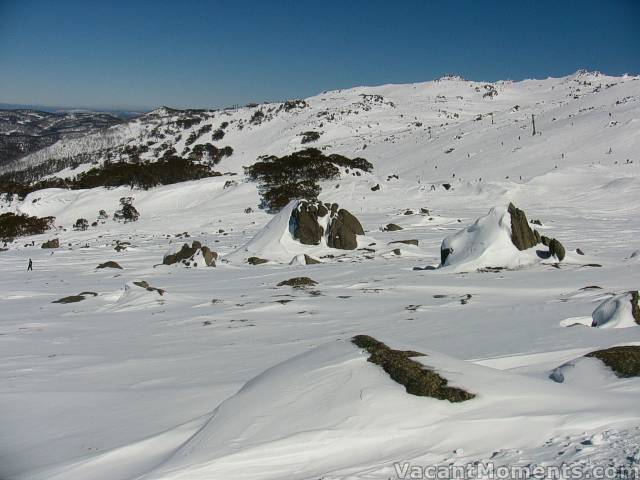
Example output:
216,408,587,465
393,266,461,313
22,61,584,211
591,291,640,328
141,339,640,480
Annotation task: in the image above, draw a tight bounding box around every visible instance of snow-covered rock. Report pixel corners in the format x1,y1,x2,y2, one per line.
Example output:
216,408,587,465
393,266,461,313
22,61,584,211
226,199,366,264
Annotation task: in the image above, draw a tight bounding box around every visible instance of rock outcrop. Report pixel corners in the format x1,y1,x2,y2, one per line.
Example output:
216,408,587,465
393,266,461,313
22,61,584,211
41,238,59,249
163,241,217,267
290,200,364,251
327,209,364,250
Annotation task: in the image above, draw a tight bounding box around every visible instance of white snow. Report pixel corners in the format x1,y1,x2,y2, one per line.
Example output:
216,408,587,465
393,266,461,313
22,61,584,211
1,71,640,480
591,291,639,328
439,205,542,271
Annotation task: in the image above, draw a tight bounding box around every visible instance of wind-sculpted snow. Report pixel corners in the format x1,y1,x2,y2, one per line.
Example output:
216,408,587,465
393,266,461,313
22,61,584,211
2,71,640,480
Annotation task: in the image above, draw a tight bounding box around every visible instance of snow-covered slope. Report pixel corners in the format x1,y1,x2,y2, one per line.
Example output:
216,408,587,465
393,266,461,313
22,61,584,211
1,71,640,480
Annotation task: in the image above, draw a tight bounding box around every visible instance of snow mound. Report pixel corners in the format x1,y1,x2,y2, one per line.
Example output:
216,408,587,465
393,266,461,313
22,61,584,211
142,339,640,480
549,357,620,386
440,206,542,271
591,291,640,328
226,200,367,264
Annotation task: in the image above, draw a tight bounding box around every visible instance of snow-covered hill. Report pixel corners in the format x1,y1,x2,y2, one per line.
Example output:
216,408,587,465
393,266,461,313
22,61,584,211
1,71,639,480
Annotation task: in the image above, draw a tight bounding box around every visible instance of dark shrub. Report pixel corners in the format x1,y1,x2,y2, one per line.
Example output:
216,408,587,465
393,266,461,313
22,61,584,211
0,213,54,241
73,156,219,190
249,110,265,125
244,148,372,212
211,128,225,141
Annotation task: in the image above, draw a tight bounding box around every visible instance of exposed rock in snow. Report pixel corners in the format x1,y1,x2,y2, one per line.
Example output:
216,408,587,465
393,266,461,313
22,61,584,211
41,238,59,248
96,261,122,269
440,204,565,271
591,291,640,328
163,241,217,267
227,199,366,264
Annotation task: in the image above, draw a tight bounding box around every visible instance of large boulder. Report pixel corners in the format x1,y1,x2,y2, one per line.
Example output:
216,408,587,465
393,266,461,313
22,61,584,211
290,200,363,250
291,201,324,245
507,203,538,250
327,209,364,250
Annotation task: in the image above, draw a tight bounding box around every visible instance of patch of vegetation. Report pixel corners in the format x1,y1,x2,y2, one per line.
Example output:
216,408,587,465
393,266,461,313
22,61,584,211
352,335,475,402
249,110,265,125
189,143,233,163
244,148,372,212
175,117,202,129
0,212,54,241
277,277,318,287
586,346,640,378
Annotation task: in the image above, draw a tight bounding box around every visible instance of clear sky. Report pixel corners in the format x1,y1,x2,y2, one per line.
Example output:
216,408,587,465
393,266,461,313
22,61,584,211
1,0,638,110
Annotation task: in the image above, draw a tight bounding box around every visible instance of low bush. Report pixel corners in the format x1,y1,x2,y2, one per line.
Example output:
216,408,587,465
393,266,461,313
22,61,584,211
0,212,55,241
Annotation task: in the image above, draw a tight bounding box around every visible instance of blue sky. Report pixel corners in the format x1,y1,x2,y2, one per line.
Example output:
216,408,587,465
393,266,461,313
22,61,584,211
0,0,638,110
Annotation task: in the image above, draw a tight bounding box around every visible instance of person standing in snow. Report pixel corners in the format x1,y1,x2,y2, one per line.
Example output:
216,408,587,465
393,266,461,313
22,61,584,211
27,259,33,271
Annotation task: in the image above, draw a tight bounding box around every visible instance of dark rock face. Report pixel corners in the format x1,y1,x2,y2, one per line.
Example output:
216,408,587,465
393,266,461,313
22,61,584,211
371,184,380,191
289,200,364,251
508,203,566,262
248,256,268,265
41,238,59,249
98,210,108,220
327,209,364,250
383,223,403,232
548,238,566,261
304,254,320,265
97,261,122,269
441,247,453,265
631,291,640,326
586,346,640,378
508,203,538,251
163,241,217,267
291,201,324,245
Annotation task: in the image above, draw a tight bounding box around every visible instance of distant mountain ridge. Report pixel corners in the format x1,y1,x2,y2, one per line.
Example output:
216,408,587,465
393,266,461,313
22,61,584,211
0,108,124,167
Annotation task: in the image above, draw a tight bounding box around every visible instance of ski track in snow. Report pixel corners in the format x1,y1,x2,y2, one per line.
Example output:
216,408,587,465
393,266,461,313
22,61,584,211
1,71,639,479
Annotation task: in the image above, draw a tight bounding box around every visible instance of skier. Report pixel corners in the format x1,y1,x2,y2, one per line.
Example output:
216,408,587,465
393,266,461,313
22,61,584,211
27,259,33,271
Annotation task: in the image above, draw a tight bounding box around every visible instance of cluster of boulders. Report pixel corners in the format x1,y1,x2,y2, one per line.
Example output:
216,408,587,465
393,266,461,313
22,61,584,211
163,240,217,267
291,200,364,250
113,197,140,223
